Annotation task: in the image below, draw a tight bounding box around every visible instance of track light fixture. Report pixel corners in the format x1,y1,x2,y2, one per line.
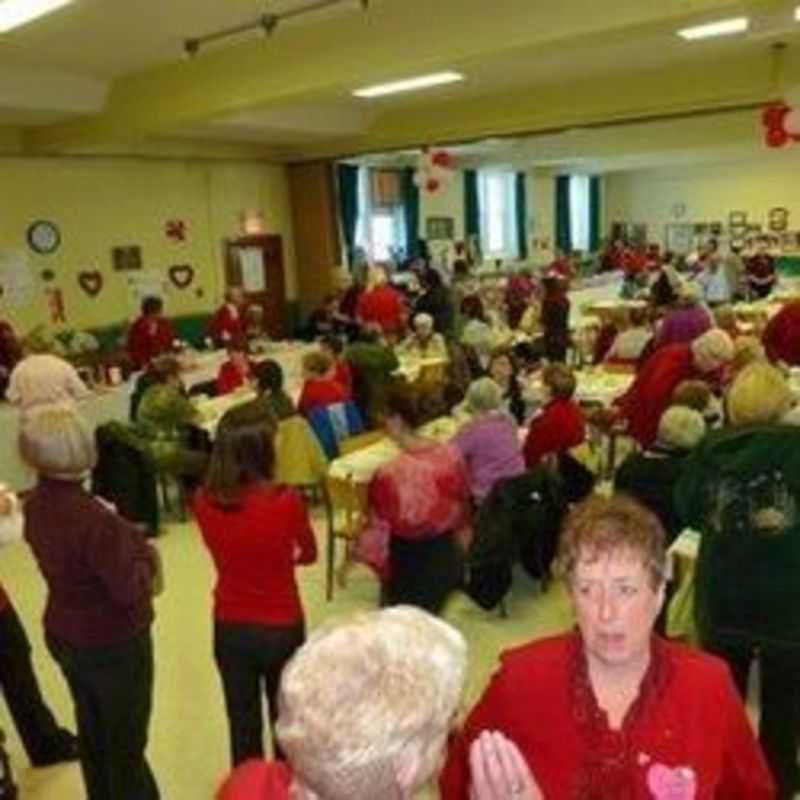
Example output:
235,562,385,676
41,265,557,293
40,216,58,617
183,0,367,59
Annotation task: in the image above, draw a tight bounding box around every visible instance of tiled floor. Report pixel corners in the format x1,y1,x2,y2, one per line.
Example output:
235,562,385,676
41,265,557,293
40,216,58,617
0,510,575,799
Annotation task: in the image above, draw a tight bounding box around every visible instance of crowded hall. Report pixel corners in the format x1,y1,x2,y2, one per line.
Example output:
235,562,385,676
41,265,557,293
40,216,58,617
2,2,800,799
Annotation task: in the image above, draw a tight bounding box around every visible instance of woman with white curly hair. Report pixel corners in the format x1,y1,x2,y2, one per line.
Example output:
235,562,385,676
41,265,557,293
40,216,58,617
217,606,468,800
397,312,448,360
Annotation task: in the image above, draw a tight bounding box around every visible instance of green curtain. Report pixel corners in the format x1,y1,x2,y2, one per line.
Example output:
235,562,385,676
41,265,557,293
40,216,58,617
402,167,420,260
555,174,572,255
589,176,601,253
464,169,480,244
337,163,359,266
515,172,528,261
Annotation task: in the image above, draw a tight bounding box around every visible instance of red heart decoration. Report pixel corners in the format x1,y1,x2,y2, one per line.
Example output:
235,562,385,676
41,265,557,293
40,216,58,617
169,264,194,289
78,270,103,297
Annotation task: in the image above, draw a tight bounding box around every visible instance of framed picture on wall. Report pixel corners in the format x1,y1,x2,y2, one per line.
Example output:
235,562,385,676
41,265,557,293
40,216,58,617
426,216,455,241
729,211,747,228
769,207,789,233
112,245,143,272
665,224,693,254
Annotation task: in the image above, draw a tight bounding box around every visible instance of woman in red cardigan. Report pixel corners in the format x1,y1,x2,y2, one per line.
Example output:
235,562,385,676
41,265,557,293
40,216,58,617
296,351,347,416
216,340,255,395
194,415,317,767
441,495,775,800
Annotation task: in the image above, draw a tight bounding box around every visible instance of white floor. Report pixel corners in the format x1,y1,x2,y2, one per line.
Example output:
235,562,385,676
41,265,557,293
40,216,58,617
0,510,574,799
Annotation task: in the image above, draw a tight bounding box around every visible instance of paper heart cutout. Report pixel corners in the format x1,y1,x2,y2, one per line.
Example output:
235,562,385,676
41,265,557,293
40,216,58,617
169,264,194,290
646,764,697,800
78,270,103,298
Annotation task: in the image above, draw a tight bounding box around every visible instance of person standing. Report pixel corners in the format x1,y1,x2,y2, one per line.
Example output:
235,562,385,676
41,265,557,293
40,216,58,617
209,288,247,347
194,417,316,766
20,406,161,800
127,296,176,370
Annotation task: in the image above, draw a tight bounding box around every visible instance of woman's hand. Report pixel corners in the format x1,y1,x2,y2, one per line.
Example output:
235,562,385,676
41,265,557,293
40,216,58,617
469,731,543,800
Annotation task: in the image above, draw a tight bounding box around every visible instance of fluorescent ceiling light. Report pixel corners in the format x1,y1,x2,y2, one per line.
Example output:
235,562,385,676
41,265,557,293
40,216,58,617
795,6,800,21
677,16,749,41
353,71,464,98
0,0,73,33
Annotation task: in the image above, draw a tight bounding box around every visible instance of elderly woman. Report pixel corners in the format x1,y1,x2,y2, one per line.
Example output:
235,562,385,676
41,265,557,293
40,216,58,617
20,406,161,800
217,607,467,800
354,388,471,613
7,350,90,415
452,378,526,504
440,494,775,799
614,328,733,447
194,415,316,768
677,362,800,797
296,351,348,416
604,306,652,365
615,405,706,545
397,313,447,360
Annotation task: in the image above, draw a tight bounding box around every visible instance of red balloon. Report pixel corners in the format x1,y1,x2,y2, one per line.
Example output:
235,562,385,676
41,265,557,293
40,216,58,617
762,104,788,129
426,178,441,192
430,150,451,168
766,126,790,148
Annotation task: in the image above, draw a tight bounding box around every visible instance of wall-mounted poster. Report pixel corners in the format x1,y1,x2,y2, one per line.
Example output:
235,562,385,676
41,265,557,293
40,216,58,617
112,245,142,272
0,249,36,306
126,271,165,310
426,216,455,241
239,248,265,292
769,207,790,233
664,224,694,254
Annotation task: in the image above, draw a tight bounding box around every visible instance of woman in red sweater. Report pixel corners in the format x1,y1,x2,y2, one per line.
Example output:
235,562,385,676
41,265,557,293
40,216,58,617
318,334,353,399
194,416,317,767
216,339,255,395
297,351,347,416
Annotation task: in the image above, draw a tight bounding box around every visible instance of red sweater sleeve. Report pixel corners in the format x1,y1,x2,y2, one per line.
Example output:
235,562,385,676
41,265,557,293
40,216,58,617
216,362,242,395
291,492,317,566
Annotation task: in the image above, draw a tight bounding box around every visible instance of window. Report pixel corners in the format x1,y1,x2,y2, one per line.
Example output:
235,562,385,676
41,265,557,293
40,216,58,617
354,167,406,262
569,174,591,253
478,171,517,258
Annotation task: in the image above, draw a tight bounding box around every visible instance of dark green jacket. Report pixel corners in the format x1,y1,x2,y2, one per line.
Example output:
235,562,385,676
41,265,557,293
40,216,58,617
675,425,800,648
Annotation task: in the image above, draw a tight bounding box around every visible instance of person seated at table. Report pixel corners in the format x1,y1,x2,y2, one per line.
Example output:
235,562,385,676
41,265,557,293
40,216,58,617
651,281,713,351
604,306,652,365
241,360,295,422
304,294,340,341
613,328,732,447
355,265,407,338
746,237,777,299
194,414,316,768
136,356,208,482
351,387,471,613
540,273,570,363
452,378,526,505
460,299,493,377
592,308,627,365
488,348,526,425
415,268,454,335
522,363,585,468
397,313,448,360
505,268,537,330
345,326,399,426
297,351,347,417
243,304,268,341
615,405,706,545
127,296,177,370
650,252,681,308
729,335,767,379
209,288,247,347
517,292,543,338
613,328,733,447
713,303,743,340
439,494,775,800
7,349,90,415
671,378,722,427
318,334,353,398
762,298,800,366
216,339,255,395
217,607,467,800
675,362,800,797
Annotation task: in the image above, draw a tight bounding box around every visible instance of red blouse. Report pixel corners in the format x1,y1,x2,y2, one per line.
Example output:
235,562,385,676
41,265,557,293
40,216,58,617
523,398,586,467
209,304,245,345
194,485,317,626
356,285,406,334
127,315,176,369
216,359,253,395
217,760,292,800
297,376,348,415
440,633,774,800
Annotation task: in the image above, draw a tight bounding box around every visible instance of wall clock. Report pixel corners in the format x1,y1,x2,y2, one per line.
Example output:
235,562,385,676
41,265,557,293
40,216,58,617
27,220,61,254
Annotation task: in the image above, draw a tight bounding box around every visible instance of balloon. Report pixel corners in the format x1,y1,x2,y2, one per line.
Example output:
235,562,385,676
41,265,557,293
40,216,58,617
766,126,790,148
426,178,441,193
784,108,800,136
431,150,453,168
762,103,788,129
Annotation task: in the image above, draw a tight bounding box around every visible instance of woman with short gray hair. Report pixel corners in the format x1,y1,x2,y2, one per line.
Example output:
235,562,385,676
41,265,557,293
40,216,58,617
20,404,161,800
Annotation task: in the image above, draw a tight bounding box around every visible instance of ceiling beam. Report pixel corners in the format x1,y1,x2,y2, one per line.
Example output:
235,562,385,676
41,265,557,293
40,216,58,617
22,0,777,154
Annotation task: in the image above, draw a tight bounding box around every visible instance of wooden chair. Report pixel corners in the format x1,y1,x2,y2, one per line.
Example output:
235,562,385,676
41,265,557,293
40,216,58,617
323,474,369,601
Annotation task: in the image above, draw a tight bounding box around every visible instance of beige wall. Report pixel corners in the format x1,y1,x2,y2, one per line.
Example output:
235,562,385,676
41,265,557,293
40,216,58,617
0,156,296,335
605,153,800,249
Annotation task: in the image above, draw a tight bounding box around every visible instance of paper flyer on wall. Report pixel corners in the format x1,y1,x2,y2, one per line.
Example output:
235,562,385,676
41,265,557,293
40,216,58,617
0,249,36,306
239,248,265,292
127,270,166,310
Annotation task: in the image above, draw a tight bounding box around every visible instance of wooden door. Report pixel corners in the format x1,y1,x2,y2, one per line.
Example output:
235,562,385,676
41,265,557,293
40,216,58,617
224,234,286,339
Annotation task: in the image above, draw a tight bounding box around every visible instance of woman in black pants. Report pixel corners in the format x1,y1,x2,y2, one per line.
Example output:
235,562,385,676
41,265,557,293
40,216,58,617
194,413,317,766
20,406,160,800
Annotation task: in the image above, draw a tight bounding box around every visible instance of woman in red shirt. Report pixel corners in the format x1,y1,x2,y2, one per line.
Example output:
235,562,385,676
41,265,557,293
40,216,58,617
127,295,177,369
194,417,316,768
441,495,774,800
355,265,407,337
216,339,255,395
318,334,353,399
297,351,347,416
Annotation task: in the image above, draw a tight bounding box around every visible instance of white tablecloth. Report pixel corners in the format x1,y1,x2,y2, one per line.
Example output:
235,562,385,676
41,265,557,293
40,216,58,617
524,368,634,407
0,382,133,491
